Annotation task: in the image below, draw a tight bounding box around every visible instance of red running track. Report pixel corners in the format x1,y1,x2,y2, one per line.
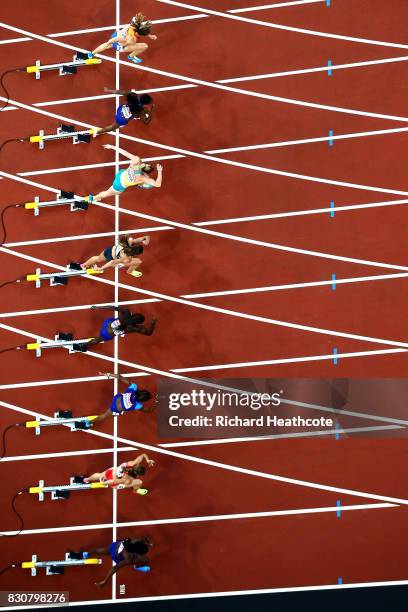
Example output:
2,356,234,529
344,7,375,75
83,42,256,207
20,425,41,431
1,0,408,604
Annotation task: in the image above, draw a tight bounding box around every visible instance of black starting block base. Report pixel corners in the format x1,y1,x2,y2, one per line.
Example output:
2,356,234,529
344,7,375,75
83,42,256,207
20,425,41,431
72,475,86,484
53,490,70,500
60,65,77,75
74,421,89,429
57,410,73,419
57,332,74,342
52,276,69,286
67,551,87,560
48,566,65,575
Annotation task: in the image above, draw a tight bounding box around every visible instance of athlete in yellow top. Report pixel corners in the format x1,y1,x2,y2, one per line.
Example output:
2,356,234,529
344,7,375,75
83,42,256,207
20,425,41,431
90,144,163,201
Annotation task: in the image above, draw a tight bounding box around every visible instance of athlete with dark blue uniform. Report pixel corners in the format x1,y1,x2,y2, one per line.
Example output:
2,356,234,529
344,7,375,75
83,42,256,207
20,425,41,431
86,304,158,348
91,372,155,424
95,89,154,136
86,537,153,588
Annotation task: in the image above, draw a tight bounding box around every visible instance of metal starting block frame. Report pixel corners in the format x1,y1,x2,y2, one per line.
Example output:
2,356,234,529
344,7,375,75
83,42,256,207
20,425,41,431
26,262,103,288
25,333,96,358
30,124,98,149
24,191,92,215
29,477,108,501
25,411,98,435
26,52,101,80
22,552,102,576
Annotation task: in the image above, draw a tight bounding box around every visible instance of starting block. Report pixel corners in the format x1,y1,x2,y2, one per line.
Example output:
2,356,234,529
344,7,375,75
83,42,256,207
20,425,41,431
29,476,148,500
24,192,92,215
30,124,98,149
23,332,97,358
25,410,98,435
22,551,102,576
26,52,101,80
26,262,103,288
29,476,108,501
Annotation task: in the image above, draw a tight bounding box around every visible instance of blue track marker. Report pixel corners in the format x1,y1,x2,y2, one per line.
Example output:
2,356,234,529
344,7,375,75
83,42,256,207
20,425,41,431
338,577,343,585
333,348,338,364
329,130,334,146
336,499,341,517
335,422,340,440
328,60,332,75
330,200,335,217
331,273,336,290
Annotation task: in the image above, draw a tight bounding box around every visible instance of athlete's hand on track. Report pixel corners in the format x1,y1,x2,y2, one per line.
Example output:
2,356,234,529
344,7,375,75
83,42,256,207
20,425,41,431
147,459,155,467
157,164,163,172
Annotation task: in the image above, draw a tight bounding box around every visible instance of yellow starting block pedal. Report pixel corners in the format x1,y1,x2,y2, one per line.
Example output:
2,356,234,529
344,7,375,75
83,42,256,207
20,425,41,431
129,270,143,278
26,342,40,350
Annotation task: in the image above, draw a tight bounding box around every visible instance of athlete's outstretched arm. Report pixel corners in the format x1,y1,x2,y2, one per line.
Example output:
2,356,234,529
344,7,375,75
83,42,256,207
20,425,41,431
102,143,139,162
95,560,130,588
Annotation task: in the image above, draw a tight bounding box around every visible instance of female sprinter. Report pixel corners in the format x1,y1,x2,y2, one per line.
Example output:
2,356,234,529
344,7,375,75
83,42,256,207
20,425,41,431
95,89,154,135
89,537,153,588
92,13,157,64
86,304,157,347
84,453,155,493
91,144,162,201
81,234,150,278
92,371,155,424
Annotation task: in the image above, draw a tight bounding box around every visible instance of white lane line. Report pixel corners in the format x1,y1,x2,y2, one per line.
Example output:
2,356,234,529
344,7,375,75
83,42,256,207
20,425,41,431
219,54,408,82
1,22,408,123
0,345,405,390
171,348,407,373
155,0,408,49
0,3,342,47
14,155,177,176
3,169,408,276
4,95,408,196
1,359,405,432
0,395,406,507
207,126,408,154
4,197,408,249
3,271,408,320
112,2,120,601
5,125,408,172
160,425,403,447
4,54,408,110
4,581,408,610
0,503,396,537
2,447,135,462
3,244,408,351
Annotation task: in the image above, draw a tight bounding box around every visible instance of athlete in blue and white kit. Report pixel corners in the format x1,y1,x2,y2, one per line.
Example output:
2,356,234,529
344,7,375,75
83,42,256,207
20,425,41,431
92,372,155,424
86,304,158,348
94,89,154,136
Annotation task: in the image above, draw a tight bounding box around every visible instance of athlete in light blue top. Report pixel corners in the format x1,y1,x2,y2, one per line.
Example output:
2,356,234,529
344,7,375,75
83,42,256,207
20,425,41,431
91,144,163,201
